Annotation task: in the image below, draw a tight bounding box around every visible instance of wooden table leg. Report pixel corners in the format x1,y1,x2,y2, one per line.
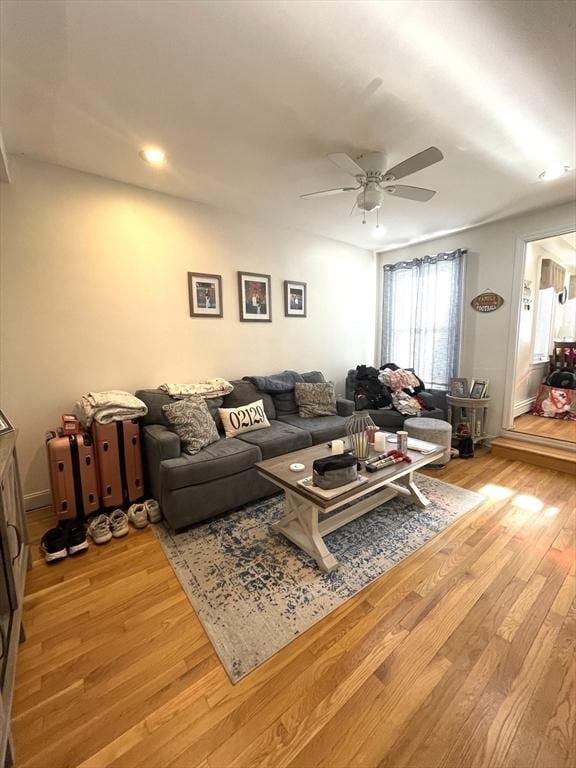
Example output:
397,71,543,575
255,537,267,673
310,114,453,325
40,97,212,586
394,471,431,508
271,491,339,572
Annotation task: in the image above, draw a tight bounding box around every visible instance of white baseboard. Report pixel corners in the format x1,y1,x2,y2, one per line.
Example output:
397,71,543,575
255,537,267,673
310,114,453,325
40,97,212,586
24,489,52,512
513,397,536,418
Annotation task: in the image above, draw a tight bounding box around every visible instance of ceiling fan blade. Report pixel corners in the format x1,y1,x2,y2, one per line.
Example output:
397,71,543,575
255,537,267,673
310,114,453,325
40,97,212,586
300,186,358,198
383,184,436,202
384,147,443,181
327,153,366,177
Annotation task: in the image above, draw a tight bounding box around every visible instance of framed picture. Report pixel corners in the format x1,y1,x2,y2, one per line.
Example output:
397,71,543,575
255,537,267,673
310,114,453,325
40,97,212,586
449,377,468,397
188,272,223,318
0,410,14,436
469,378,489,399
284,280,307,317
238,272,272,322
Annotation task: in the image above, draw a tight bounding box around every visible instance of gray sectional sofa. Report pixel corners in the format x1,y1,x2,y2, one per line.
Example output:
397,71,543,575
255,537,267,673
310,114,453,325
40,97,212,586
136,371,354,531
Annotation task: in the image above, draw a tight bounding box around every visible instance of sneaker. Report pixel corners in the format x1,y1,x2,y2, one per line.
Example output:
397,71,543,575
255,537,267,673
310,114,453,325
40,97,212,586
109,509,129,538
128,503,148,529
63,521,89,555
144,499,161,523
87,514,113,544
41,527,68,563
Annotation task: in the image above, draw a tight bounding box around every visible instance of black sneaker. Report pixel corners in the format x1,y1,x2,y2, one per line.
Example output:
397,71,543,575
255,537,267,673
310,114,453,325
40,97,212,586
41,527,68,563
61,520,89,555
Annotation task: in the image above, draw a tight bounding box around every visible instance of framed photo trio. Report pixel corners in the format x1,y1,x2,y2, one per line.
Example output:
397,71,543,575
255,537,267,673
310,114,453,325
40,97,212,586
284,280,307,317
188,272,223,317
238,271,272,322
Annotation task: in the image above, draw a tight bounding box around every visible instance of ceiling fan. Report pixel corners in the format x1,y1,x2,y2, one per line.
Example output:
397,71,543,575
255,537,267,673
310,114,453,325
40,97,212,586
301,147,444,221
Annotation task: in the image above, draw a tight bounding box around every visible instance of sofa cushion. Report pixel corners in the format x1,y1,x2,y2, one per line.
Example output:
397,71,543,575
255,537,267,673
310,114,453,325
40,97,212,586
271,370,326,416
162,397,220,455
236,419,312,459
278,413,348,444
223,380,276,420
295,381,337,418
219,399,271,439
135,389,223,431
302,371,325,384
159,437,261,490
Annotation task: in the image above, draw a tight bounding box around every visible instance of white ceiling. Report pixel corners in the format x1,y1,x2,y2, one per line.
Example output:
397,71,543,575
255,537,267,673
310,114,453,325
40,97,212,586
1,0,575,250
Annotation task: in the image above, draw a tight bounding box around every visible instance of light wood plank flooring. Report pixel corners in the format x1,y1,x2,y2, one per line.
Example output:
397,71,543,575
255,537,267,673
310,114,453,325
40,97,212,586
513,412,576,443
14,452,576,768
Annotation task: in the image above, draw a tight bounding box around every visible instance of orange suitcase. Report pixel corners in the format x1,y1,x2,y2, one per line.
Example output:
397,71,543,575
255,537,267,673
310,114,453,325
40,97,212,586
46,432,100,520
92,420,144,508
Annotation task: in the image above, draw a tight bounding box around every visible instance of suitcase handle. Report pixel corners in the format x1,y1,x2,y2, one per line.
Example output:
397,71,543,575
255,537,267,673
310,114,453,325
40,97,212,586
58,461,65,472
85,455,92,466
7,523,23,564
103,442,109,452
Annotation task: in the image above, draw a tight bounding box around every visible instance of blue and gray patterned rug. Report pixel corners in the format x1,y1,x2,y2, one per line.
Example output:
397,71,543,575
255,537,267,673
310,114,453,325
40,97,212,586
155,474,484,682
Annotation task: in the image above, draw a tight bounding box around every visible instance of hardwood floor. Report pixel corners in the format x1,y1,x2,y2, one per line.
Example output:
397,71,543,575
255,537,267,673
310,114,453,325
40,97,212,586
513,412,576,443
13,452,576,768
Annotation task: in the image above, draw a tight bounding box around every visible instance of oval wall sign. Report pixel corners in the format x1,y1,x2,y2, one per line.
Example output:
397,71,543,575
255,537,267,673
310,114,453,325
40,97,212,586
471,291,504,313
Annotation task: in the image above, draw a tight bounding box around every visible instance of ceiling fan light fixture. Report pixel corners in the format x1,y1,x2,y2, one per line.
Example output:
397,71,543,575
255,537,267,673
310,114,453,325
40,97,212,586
357,183,383,212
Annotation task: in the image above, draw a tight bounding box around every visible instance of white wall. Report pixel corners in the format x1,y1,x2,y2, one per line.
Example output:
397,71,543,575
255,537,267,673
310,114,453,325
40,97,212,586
0,158,376,500
378,201,576,437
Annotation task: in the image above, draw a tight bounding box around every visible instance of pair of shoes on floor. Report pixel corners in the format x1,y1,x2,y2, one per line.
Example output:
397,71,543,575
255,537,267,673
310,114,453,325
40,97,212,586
87,509,129,544
41,520,88,563
128,499,162,528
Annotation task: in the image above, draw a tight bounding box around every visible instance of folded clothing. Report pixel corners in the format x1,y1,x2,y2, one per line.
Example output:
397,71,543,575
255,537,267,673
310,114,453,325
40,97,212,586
391,391,422,416
75,390,148,427
379,367,421,393
243,370,304,393
159,378,234,399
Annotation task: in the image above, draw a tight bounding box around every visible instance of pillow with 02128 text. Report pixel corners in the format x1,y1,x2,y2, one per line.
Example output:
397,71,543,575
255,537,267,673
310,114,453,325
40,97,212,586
218,399,271,438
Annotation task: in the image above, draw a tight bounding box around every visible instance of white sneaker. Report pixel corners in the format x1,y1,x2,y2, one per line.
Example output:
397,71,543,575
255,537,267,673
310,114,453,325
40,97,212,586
87,514,113,545
144,499,161,523
128,503,148,529
109,509,129,538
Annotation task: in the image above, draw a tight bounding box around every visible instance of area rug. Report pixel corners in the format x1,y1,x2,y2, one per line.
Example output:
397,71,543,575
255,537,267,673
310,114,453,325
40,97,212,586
154,474,484,682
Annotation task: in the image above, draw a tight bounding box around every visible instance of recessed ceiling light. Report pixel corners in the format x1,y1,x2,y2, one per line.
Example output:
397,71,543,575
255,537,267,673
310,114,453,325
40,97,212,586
538,164,569,181
139,147,167,167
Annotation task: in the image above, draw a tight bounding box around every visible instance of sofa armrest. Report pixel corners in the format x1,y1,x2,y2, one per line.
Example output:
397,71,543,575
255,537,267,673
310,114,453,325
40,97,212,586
420,390,448,415
143,424,181,460
142,424,181,500
336,397,355,417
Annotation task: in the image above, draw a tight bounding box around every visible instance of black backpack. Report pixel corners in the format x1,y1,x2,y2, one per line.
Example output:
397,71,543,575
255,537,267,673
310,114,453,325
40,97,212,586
546,369,576,390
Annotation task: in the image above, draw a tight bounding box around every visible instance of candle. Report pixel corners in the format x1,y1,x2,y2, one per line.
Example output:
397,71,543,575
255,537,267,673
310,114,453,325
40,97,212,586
373,431,387,452
331,439,344,454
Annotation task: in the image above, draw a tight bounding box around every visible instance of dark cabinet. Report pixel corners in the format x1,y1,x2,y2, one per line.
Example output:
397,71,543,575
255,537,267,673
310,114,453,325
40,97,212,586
0,431,29,767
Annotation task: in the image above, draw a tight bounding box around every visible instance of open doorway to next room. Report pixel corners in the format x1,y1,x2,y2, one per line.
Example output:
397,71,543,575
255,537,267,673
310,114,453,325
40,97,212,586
512,233,576,443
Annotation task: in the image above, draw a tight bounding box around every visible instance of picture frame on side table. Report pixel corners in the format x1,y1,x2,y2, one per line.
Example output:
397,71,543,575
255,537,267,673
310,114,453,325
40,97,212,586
469,378,489,399
188,272,223,318
0,409,14,436
449,378,468,397
284,280,307,317
238,272,272,322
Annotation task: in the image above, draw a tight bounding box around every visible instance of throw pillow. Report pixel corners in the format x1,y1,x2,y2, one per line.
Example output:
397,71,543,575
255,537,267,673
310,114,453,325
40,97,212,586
294,382,337,418
162,396,220,455
218,399,271,438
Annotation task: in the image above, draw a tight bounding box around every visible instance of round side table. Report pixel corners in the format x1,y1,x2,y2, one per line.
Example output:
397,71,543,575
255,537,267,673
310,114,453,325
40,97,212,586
446,395,491,444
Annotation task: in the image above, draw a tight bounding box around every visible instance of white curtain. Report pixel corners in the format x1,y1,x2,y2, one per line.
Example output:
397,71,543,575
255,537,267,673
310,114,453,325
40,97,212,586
381,249,464,389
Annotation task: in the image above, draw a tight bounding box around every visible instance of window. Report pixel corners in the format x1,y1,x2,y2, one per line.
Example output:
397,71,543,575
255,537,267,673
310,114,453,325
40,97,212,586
381,249,464,389
532,287,554,362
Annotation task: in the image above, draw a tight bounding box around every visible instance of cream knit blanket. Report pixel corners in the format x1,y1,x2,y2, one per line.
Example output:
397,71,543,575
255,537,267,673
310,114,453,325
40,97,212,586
75,390,148,427
159,378,234,399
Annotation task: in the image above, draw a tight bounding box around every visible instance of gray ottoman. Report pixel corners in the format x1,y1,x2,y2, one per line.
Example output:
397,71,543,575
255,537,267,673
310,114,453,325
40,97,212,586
404,417,452,466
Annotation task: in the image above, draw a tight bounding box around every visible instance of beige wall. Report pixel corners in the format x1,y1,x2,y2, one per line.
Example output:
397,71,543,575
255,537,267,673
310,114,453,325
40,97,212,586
378,201,576,437
0,158,376,501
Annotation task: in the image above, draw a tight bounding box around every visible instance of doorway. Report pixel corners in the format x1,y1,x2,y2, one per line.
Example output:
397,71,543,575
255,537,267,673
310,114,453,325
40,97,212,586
509,232,576,445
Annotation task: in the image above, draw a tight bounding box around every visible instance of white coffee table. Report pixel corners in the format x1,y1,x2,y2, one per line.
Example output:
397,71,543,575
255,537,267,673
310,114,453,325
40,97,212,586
256,439,444,572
